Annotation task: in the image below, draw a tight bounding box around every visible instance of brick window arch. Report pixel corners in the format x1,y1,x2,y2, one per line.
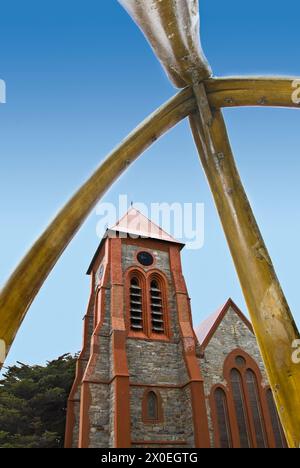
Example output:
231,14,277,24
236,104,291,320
210,349,283,448
148,273,169,338
126,268,170,340
129,277,143,331
142,389,163,424
213,387,232,448
127,270,147,335
230,368,253,448
245,369,267,448
149,279,165,334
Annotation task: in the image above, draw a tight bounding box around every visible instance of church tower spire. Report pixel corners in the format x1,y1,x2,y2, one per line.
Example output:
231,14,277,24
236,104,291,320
65,208,210,448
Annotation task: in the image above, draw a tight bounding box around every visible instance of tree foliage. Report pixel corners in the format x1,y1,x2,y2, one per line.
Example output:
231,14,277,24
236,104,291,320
0,354,76,448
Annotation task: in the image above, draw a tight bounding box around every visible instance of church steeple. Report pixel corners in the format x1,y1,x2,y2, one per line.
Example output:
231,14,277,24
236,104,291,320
65,208,210,449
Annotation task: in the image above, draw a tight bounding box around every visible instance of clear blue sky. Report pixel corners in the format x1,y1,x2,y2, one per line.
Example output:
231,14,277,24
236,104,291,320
1,1,300,368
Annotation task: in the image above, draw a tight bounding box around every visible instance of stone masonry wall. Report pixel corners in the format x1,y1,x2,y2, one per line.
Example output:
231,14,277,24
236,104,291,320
86,284,113,448
197,306,268,447
122,243,195,447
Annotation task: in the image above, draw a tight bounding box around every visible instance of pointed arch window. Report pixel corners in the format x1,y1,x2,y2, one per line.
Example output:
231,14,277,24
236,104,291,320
246,369,267,448
142,389,163,424
149,279,165,334
147,391,158,420
214,388,232,448
266,389,287,448
129,277,143,331
230,369,252,448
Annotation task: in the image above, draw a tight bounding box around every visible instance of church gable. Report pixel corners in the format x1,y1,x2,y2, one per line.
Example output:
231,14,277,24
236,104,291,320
195,300,287,448
196,299,268,390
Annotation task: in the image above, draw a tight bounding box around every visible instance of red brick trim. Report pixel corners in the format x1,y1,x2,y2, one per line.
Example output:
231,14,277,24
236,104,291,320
64,272,96,448
169,245,210,448
76,242,111,448
147,270,171,340
132,440,187,446
124,267,171,341
125,267,148,338
223,348,276,448
78,382,92,448
80,379,209,390
110,238,131,448
209,383,238,448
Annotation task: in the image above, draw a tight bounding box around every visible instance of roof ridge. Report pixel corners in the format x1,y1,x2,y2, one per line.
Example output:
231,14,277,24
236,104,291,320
110,207,183,245
195,298,253,350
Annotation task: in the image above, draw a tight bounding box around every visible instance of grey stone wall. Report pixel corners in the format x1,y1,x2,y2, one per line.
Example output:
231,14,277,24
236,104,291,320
130,387,190,447
88,383,110,448
71,294,95,448
122,243,194,447
86,287,114,448
197,306,268,447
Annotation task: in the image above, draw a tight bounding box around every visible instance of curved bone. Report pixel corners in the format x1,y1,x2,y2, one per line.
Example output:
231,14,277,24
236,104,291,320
191,84,300,448
0,87,195,368
205,76,300,109
118,0,212,87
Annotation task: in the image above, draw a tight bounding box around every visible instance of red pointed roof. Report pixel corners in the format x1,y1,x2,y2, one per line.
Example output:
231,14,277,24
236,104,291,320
110,208,183,245
195,298,253,350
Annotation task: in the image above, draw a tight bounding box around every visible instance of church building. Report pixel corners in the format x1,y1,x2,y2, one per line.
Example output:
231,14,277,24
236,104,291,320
65,208,287,449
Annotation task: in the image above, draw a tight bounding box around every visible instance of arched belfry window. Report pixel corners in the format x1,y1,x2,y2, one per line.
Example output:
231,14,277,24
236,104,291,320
246,369,267,448
129,277,143,331
149,279,165,334
214,388,232,448
230,369,252,448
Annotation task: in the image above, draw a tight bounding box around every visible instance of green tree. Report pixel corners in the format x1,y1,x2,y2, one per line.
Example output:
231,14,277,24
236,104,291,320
0,354,76,448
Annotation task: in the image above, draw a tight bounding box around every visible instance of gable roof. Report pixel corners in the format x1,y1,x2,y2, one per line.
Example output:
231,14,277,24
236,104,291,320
110,207,183,245
87,207,184,274
195,298,253,350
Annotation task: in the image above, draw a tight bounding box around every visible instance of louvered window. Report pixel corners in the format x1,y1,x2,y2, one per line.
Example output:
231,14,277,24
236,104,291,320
214,388,232,448
246,370,267,448
231,369,252,448
150,280,164,334
266,389,287,448
130,277,143,331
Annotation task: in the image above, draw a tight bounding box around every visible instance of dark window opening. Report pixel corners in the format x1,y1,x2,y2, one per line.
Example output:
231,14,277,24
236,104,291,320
130,277,143,331
150,280,164,334
266,389,287,448
246,370,267,448
214,388,232,448
231,369,252,448
147,391,158,420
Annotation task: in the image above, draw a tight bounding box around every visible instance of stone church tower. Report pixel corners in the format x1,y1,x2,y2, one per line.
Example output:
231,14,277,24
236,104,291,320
65,208,287,449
